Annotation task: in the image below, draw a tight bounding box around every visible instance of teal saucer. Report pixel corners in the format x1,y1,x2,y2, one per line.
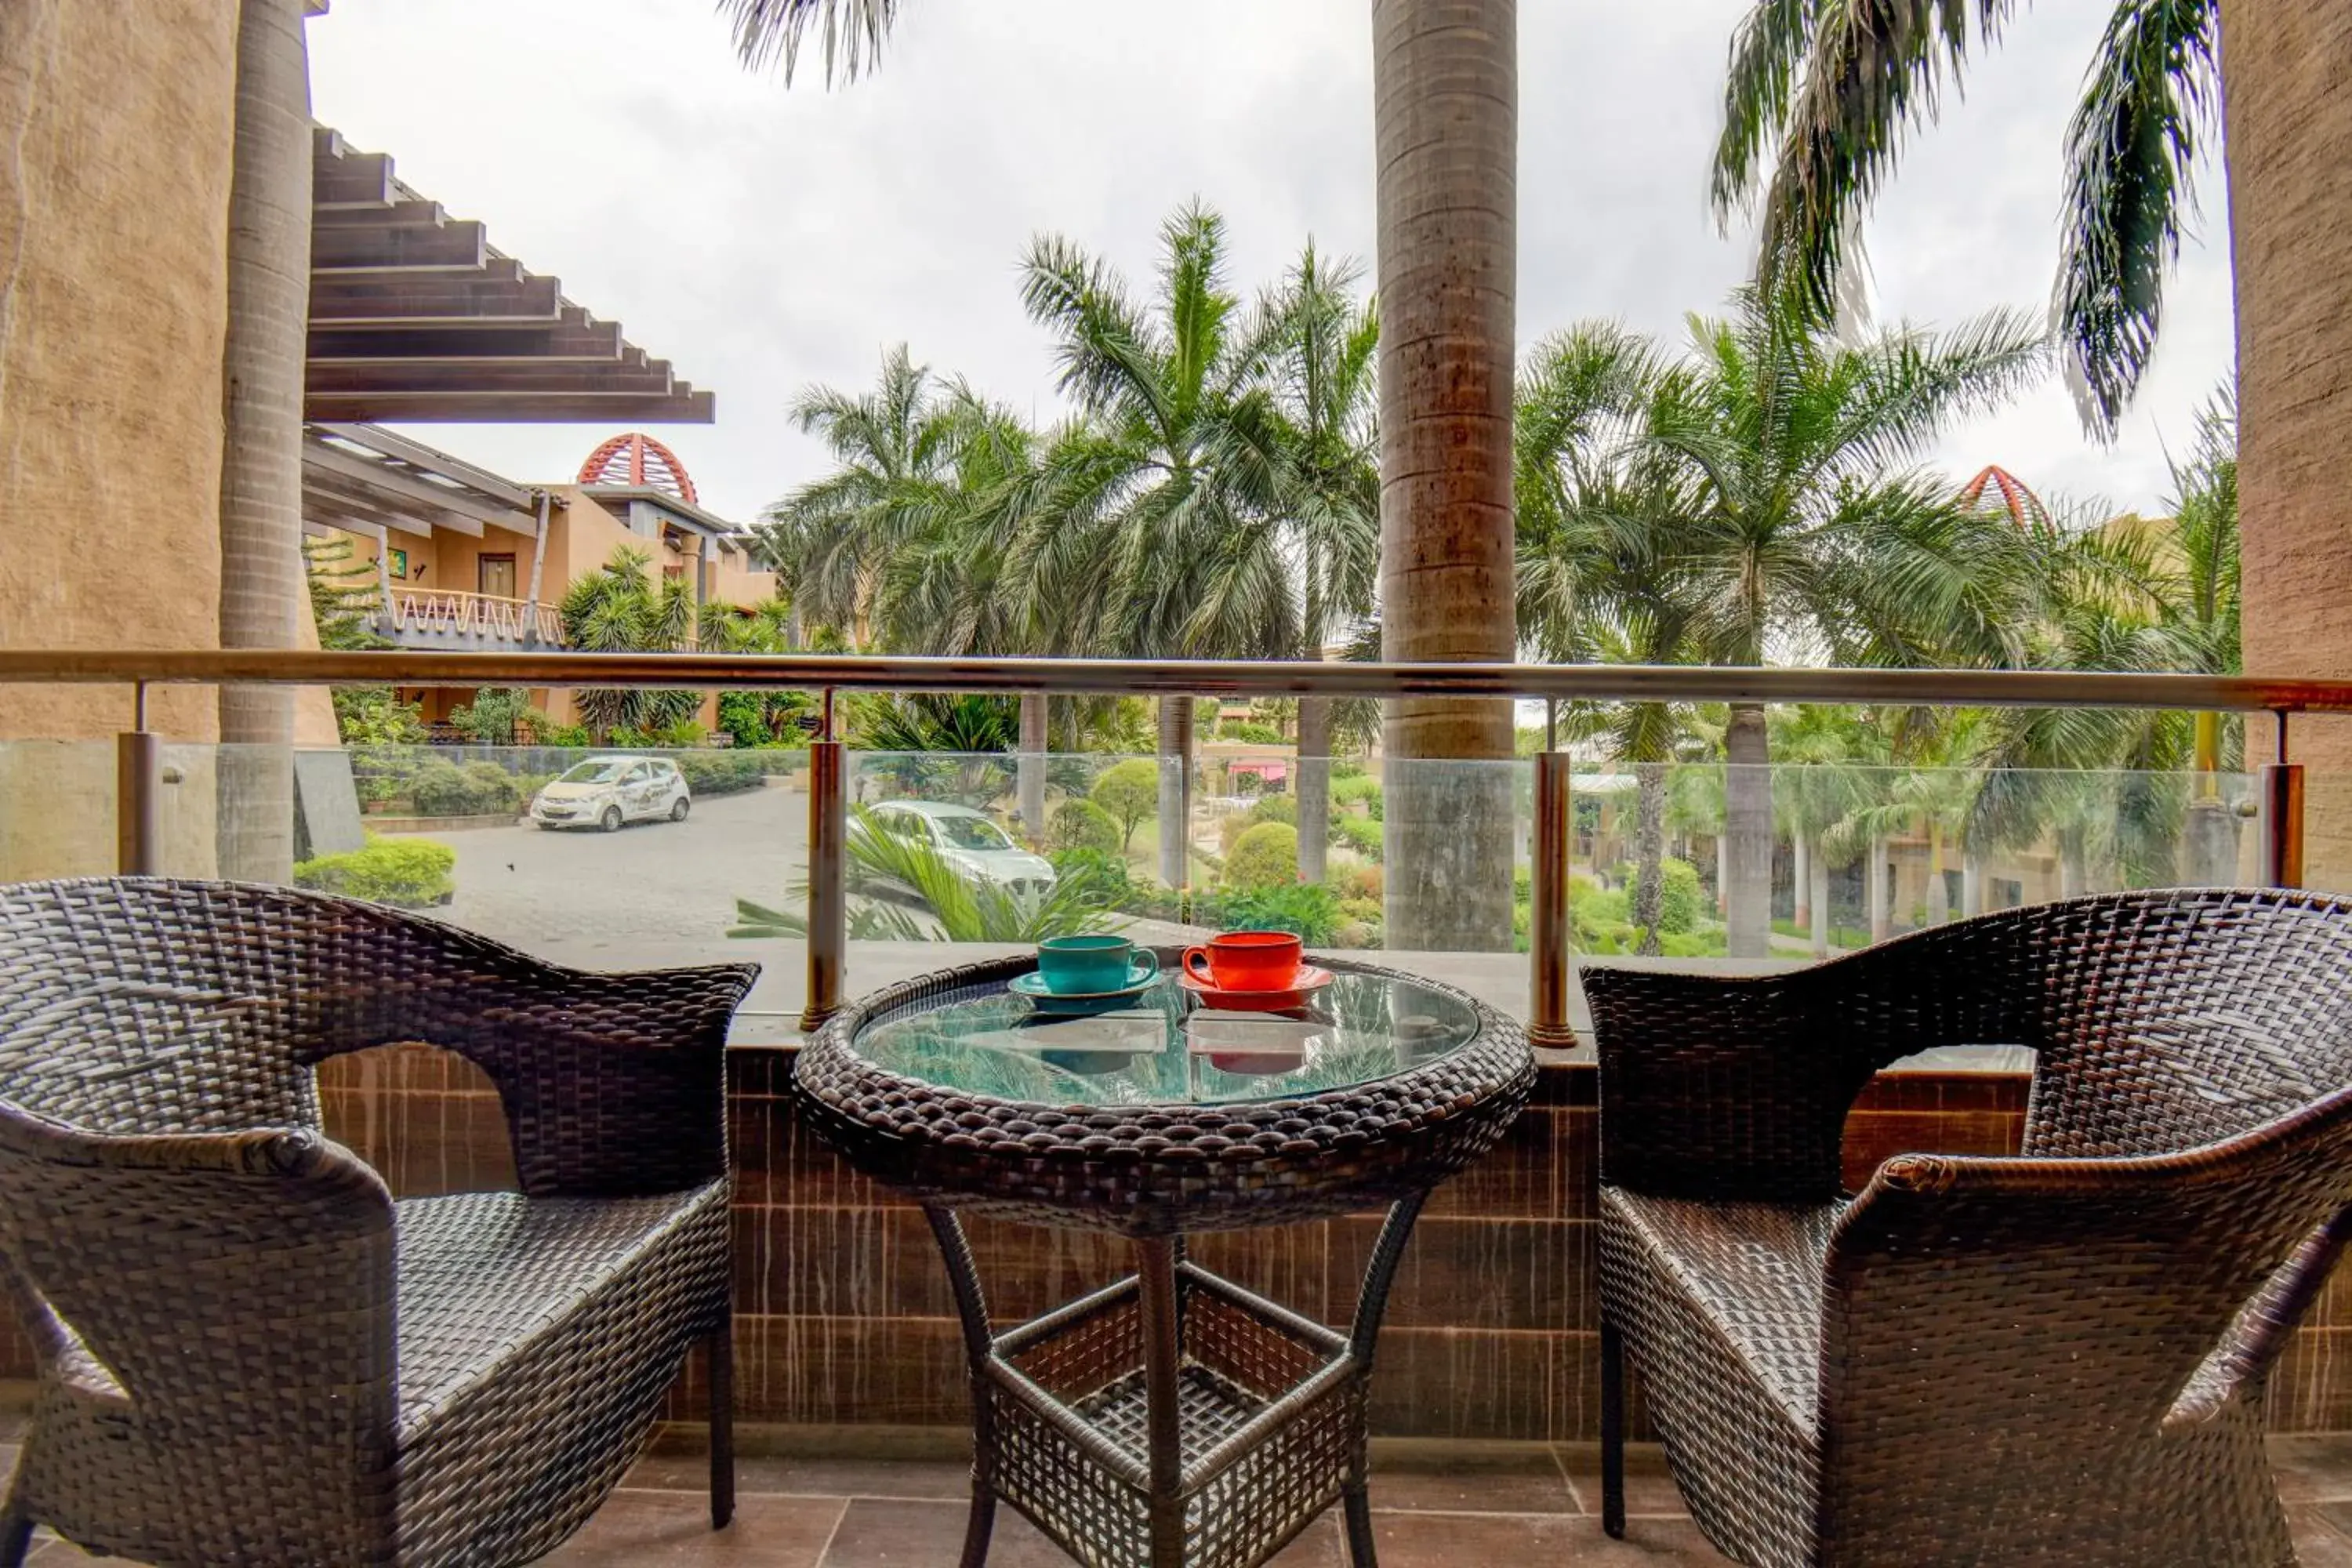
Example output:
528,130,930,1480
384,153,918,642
1009,969,1159,1015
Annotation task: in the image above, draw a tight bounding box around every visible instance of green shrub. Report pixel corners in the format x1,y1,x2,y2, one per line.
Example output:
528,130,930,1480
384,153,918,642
652,719,710,750
1216,808,1257,856
1220,720,1283,744
538,722,593,750
1246,793,1297,828
1048,847,1131,909
1225,822,1299,890
1048,798,1120,855
449,687,533,746
679,751,765,796
1330,816,1383,861
409,758,521,818
1337,864,1382,903
1330,776,1383,821
1090,759,1160,852
1215,882,1341,946
295,835,456,909
1632,857,1704,935
1573,881,1630,925
1330,760,1366,781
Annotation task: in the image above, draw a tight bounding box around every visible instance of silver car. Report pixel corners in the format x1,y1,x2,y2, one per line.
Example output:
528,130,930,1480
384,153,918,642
863,800,1057,896
530,756,691,832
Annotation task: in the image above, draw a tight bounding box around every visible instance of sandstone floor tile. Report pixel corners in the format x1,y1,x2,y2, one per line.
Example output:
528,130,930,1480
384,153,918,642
539,1490,845,1566
1368,1439,1575,1514
2275,1436,2352,1503
1555,1441,1690,1518
1364,1511,1728,1564
629,1450,974,1501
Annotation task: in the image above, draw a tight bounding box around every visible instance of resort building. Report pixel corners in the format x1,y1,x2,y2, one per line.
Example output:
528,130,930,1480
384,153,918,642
307,428,775,728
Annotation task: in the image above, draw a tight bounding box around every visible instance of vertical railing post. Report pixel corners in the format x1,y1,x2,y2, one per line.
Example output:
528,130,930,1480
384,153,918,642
800,688,846,1033
1530,750,1577,1048
117,681,162,877
2262,710,2306,890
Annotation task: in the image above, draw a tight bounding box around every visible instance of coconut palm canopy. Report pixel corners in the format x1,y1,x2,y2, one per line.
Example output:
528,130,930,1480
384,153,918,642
1712,0,2220,439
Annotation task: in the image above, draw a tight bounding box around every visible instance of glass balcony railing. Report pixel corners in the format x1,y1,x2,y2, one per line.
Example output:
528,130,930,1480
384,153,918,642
42,731,2263,1053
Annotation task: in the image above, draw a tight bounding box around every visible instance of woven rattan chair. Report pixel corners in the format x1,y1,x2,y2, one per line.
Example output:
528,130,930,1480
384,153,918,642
0,878,757,1568
1588,889,2352,1567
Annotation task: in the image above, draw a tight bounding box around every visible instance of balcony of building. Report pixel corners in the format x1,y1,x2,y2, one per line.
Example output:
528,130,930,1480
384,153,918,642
3,652,2351,1568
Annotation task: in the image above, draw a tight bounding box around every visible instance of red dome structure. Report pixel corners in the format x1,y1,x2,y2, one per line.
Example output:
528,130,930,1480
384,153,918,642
1959,464,2049,528
577,432,698,504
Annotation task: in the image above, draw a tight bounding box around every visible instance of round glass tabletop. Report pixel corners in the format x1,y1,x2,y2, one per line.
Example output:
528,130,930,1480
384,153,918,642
847,966,1484,1108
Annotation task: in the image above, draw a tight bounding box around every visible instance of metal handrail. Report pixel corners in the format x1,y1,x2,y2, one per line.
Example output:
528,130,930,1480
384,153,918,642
20,645,2311,1043
1,647,2349,713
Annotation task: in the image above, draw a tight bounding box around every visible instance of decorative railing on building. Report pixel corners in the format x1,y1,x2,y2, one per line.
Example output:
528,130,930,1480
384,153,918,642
382,588,564,647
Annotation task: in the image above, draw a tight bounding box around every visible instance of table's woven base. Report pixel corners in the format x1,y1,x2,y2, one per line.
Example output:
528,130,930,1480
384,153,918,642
1073,1367,1269,1466
983,1269,1364,1568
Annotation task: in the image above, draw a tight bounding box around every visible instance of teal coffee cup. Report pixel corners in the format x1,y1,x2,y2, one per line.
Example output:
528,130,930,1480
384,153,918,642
1036,935,1159,995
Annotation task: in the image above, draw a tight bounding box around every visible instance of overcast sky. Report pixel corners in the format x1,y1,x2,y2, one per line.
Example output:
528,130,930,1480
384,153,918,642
310,0,2236,528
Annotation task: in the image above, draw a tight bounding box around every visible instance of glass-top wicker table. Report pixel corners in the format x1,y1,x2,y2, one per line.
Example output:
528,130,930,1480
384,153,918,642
794,952,1535,1568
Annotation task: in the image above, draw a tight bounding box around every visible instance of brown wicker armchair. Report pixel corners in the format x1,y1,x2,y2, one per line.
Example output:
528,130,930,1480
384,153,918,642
0,878,758,1568
1588,889,2352,1567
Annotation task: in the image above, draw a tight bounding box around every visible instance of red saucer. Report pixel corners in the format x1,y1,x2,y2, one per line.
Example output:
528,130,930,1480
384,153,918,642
1177,964,1335,1011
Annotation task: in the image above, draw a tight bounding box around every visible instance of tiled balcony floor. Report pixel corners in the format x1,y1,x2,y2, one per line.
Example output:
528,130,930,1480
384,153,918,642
11,1420,2352,1566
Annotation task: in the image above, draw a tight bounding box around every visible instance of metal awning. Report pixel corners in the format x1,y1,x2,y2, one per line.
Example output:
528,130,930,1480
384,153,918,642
301,423,542,541
307,128,714,425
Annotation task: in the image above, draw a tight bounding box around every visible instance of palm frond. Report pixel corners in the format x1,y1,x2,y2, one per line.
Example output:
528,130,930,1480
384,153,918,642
719,0,902,85
2054,0,2220,437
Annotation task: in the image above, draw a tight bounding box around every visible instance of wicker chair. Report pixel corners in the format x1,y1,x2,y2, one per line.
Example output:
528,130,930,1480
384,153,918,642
0,878,758,1568
1588,889,2352,1567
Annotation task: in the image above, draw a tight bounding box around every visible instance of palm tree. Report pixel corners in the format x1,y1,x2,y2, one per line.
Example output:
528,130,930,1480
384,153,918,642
216,0,315,884
1373,0,1519,951
1248,245,1381,887
1572,289,2046,956
1516,323,1708,952
755,345,967,642
558,546,702,741
1712,0,2220,437
1007,202,1297,889
1771,706,1877,955
1970,405,2241,887
720,0,1526,946
731,806,1123,943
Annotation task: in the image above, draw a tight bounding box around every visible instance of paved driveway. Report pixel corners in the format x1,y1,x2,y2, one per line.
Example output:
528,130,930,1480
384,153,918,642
425,783,1832,1055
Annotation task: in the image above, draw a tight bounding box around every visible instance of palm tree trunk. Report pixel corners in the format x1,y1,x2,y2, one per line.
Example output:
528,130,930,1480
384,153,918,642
1791,830,1810,929
1722,702,1773,957
1297,695,1331,887
1926,823,1951,926
1962,848,1984,918
2224,0,2352,891
1808,838,1830,956
1633,761,1666,956
2060,826,2089,898
1374,0,1518,952
1715,833,1729,915
1156,694,1193,890
1018,692,1048,844
1867,835,1890,942
215,0,313,884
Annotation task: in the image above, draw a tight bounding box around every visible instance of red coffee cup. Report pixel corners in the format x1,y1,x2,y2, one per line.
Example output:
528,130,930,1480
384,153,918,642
1183,931,1304,992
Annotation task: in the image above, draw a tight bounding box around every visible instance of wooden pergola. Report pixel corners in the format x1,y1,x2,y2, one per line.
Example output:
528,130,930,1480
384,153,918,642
307,128,713,425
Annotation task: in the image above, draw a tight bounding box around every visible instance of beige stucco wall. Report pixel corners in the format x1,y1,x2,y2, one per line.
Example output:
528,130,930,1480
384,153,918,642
0,7,239,879
0,6,236,746
2227,0,2352,894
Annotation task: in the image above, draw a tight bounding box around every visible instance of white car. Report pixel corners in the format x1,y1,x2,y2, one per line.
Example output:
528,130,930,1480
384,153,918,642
863,800,1058,897
530,755,691,832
